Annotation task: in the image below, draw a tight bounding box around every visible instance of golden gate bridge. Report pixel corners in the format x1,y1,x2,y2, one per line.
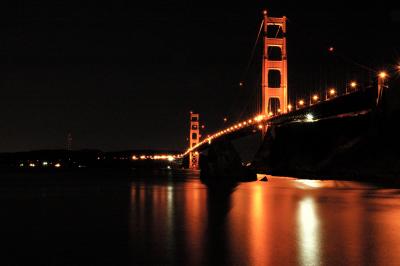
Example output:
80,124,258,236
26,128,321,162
132,9,396,174
180,9,393,170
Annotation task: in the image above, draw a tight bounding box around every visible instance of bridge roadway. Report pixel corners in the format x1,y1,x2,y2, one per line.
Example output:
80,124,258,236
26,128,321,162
180,86,377,158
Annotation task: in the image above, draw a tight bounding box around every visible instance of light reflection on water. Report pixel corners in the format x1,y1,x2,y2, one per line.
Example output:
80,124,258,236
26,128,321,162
128,174,400,265
2,171,400,265
298,197,320,266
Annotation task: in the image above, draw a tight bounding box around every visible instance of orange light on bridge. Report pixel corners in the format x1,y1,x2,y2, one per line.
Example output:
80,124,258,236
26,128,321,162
298,99,305,107
258,124,263,129
347,81,358,94
268,112,273,117
248,119,253,123
287,104,293,112
277,108,281,113
329,88,336,96
312,95,319,101
254,115,265,122
379,71,387,79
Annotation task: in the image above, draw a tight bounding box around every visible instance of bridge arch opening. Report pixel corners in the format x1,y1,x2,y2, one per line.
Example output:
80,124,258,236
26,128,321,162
266,25,283,38
268,69,281,88
268,98,281,114
267,46,282,61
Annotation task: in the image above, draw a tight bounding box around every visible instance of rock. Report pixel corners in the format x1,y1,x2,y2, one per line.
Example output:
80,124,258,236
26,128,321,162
200,138,256,182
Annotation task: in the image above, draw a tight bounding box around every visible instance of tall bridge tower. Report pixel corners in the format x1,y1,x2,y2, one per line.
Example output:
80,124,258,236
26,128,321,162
189,112,200,169
66,132,72,151
262,10,288,115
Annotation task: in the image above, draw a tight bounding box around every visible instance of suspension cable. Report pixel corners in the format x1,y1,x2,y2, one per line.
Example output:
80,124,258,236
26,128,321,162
225,19,264,122
240,19,264,82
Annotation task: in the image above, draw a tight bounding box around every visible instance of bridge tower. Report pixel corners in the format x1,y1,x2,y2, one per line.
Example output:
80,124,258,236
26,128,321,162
262,10,288,115
66,132,72,151
189,112,200,169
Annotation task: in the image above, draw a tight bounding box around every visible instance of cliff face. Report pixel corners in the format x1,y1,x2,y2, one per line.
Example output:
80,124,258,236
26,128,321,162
253,80,400,182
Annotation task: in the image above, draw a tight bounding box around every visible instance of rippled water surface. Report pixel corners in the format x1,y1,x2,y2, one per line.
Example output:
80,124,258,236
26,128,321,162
2,170,400,265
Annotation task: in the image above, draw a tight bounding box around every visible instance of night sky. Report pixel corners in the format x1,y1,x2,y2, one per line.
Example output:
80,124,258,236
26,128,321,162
0,1,398,152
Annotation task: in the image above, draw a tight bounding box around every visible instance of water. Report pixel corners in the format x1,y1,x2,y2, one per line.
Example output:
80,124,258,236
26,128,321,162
1,170,400,265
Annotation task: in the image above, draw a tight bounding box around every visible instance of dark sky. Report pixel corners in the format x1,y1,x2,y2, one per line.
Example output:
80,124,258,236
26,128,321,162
0,1,398,152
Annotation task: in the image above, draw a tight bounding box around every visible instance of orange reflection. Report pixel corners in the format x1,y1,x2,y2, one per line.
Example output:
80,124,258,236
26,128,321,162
297,197,320,266
127,176,400,265
249,183,269,265
296,179,326,188
184,181,206,265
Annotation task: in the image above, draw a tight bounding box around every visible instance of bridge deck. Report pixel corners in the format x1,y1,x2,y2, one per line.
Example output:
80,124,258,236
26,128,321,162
181,86,377,157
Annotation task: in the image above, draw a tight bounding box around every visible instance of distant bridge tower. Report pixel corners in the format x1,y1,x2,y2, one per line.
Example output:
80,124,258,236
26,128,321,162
262,10,288,115
189,112,200,169
66,132,72,151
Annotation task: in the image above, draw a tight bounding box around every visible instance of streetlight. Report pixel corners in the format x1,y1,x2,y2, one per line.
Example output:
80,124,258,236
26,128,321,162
287,104,293,112
377,71,388,105
310,94,319,105
379,71,387,79
297,99,305,109
347,81,357,94
326,88,336,99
